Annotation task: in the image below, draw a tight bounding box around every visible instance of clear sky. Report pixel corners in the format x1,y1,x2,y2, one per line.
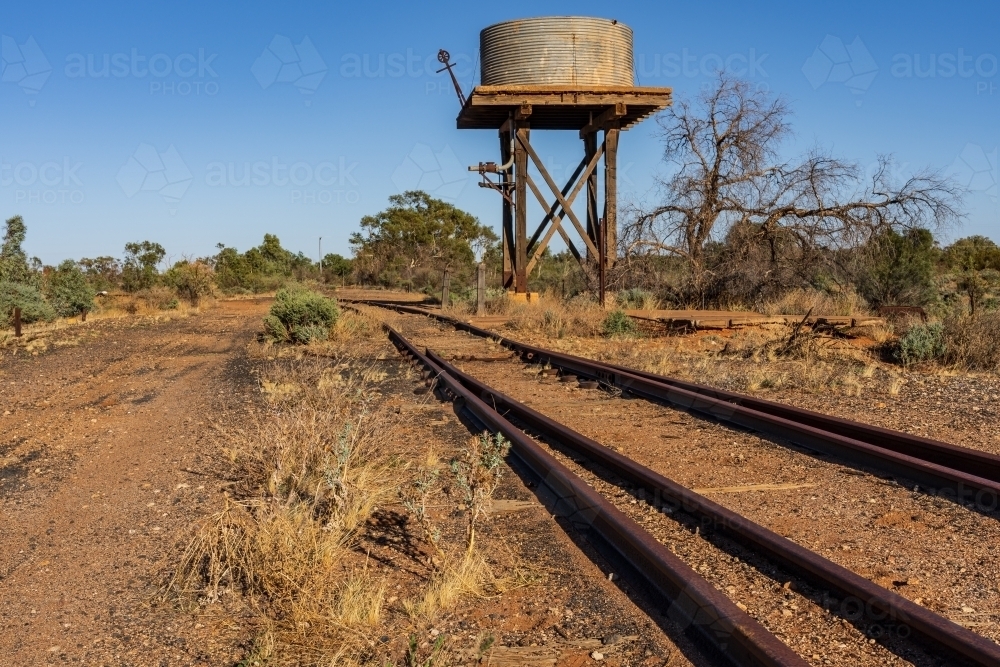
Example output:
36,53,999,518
2,0,997,265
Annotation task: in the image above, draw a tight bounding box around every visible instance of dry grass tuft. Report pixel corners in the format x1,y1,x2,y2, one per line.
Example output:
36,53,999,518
172,345,519,664
401,552,491,619
170,355,403,664
943,311,1000,371
758,288,870,317
746,369,788,391
504,296,607,339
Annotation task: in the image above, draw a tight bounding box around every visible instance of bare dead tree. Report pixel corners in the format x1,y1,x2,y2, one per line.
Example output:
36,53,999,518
621,75,964,305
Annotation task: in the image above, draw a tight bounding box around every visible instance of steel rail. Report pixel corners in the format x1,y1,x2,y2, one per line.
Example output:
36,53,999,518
351,300,1000,506
426,348,1000,666
596,361,1000,483
383,323,808,667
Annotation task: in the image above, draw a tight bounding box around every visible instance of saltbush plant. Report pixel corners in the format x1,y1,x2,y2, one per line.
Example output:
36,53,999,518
895,322,946,366
602,308,639,337
0,281,56,327
264,286,339,344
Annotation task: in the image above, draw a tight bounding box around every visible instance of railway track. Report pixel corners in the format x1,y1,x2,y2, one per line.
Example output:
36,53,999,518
354,300,1000,510
355,301,1000,666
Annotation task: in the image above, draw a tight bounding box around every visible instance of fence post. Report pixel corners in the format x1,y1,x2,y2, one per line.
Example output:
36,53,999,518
441,270,450,309
14,307,22,337
477,263,486,316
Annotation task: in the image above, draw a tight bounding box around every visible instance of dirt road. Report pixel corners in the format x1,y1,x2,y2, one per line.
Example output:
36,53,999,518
0,301,268,665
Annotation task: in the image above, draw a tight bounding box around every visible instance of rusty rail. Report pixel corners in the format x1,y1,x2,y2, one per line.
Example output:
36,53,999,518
351,300,1000,507
425,348,1000,666
385,323,808,667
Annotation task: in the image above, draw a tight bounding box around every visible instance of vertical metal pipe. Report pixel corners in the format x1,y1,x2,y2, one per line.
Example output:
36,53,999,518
499,128,514,289
14,307,22,337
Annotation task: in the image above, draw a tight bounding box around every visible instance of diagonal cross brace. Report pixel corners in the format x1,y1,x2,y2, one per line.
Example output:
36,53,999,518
526,174,588,276
526,154,587,254
525,141,605,274
519,135,601,259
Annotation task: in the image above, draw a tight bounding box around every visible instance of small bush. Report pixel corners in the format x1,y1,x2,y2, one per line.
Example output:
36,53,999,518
265,286,339,344
0,281,56,327
138,286,181,311
602,308,639,337
163,260,214,305
895,322,946,365
47,260,95,317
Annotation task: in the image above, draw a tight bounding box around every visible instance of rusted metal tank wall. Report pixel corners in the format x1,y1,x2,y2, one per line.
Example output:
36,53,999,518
480,17,634,87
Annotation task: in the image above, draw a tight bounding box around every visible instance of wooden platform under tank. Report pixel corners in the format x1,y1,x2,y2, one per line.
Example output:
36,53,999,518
456,84,673,130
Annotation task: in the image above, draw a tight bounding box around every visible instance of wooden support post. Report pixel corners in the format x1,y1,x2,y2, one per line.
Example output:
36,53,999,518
514,124,530,293
603,124,619,270
477,263,486,315
441,270,450,309
13,307,22,337
584,132,598,262
499,127,514,289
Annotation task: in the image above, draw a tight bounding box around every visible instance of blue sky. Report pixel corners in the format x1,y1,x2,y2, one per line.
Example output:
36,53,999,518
2,0,997,265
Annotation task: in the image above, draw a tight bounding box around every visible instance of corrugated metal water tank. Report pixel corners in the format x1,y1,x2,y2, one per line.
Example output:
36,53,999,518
480,16,634,87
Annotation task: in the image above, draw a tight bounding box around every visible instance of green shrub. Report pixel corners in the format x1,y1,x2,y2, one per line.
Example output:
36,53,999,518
895,322,946,365
616,288,659,310
47,260,95,317
265,287,339,344
0,281,56,327
602,309,639,337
